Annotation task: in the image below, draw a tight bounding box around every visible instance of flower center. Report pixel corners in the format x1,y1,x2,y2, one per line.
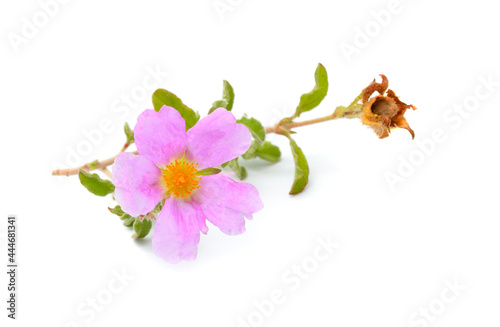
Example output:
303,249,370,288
162,158,200,198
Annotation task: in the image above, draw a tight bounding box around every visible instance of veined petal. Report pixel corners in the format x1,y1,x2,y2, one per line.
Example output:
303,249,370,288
198,174,263,235
112,152,164,217
152,197,208,264
186,108,251,169
135,106,187,166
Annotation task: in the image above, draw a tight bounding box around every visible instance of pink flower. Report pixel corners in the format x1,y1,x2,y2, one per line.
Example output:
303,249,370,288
112,106,263,263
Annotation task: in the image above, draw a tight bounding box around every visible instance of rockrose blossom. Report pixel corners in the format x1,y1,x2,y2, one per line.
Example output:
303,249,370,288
112,106,263,263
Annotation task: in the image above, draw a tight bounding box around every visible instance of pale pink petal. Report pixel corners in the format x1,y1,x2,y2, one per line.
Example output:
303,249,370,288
135,106,187,166
152,197,208,264
197,174,263,235
186,108,251,169
112,152,165,217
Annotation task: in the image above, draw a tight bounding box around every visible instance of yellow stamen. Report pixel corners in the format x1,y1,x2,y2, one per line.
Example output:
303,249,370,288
162,158,200,198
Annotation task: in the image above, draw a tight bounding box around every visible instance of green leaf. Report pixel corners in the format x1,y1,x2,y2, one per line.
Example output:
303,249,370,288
222,80,235,111
108,205,125,217
256,141,281,163
132,217,152,239
124,122,135,144
228,158,247,180
293,63,329,118
123,215,135,227
152,89,200,130
241,141,258,160
237,116,266,143
197,168,222,176
209,99,229,114
78,170,115,197
281,130,309,195
87,159,98,170
209,80,235,114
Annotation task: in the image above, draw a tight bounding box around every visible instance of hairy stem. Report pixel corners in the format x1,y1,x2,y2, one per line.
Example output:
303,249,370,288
51,110,353,177
52,151,138,176
265,114,338,134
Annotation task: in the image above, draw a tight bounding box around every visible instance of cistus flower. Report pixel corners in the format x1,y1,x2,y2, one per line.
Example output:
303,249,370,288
112,106,263,263
360,74,417,139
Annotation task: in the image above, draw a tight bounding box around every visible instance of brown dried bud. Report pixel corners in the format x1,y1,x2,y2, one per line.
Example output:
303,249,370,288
360,75,417,139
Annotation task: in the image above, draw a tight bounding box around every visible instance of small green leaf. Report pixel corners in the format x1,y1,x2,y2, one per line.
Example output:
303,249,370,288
237,116,266,143
123,215,135,227
87,159,98,170
152,89,200,130
222,80,235,111
280,129,309,195
108,205,125,217
293,63,329,118
79,170,115,197
197,167,222,176
209,99,229,114
256,141,281,163
228,158,247,180
132,217,152,239
124,122,135,144
209,80,235,114
241,141,258,160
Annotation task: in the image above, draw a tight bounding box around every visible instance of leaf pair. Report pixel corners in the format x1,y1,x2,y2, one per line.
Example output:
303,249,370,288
206,82,281,179
284,63,328,194
209,80,235,113
109,205,153,239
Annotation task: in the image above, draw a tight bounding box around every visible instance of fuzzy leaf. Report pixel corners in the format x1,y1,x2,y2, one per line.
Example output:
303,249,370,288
228,158,247,180
256,141,281,163
287,136,309,195
237,116,265,143
123,215,135,227
132,217,152,239
209,99,229,114
79,170,115,197
241,141,258,160
87,160,98,170
222,80,235,111
152,89,200,130
124,122,135,144
294,63,328,118
108,205,125,217
209,80,235,114
197,168,222,176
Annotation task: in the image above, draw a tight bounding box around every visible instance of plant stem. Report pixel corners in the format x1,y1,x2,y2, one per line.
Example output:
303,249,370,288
265,113,338,134
52,151,138,177
51,112,349,177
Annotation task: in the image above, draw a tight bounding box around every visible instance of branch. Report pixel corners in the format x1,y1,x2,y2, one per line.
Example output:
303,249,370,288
51,107,356,177
52,151,137,177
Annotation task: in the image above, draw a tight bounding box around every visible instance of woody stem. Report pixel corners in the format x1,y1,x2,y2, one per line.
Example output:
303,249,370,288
264,113,339,134
51,111,349,177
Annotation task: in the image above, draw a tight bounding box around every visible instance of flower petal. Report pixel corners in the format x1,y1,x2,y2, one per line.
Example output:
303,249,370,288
112,152,164,217
197,174,263,235
152,197,208,264
135,106,187,166
186,108,251,169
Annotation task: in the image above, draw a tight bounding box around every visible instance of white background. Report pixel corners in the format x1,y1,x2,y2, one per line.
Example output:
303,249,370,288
1,0,499,326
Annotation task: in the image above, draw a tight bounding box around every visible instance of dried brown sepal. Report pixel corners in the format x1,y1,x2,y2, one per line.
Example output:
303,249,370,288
361,74,388,103
360,75,417,139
